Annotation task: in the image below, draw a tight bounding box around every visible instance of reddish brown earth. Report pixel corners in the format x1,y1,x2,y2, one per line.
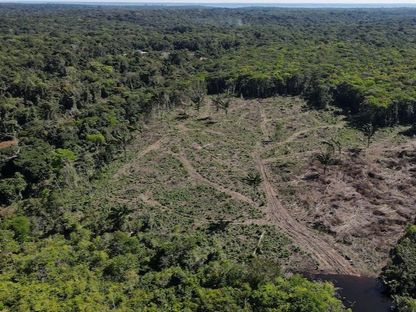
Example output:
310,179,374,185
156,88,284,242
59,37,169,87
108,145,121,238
292,142,416,273
0,139,18,150
255,104,359,275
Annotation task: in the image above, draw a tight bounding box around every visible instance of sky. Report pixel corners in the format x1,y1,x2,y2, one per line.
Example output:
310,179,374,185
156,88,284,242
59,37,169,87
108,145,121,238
2,0,416,4
130,0,412,3
137,0,412,2
85,0,416,2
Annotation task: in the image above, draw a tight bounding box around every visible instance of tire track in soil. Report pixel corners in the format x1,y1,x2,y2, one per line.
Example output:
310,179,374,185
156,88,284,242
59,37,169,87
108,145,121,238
113,137,167,179
113,108,358,274
174,152,258,207
257,105,358,275
267,125,344,151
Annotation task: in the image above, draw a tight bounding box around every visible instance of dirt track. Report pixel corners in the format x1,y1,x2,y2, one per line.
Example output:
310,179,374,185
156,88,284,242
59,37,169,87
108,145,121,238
254,152,358,275
256,104,358,274
79,95,416,279
172,138,356,274
112,98,413,276
113,137,167,179
268,125,345,151
170,104,360,274
175,152,258,207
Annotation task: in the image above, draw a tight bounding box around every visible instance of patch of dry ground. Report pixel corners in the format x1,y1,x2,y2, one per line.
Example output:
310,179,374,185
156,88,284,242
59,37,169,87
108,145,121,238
292,142,416,273
90,96,416,276
0,139,18,150
255,99,416,275
254,152,358,275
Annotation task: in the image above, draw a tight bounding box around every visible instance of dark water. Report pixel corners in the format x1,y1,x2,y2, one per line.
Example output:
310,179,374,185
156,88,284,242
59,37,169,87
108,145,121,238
306,273,393,312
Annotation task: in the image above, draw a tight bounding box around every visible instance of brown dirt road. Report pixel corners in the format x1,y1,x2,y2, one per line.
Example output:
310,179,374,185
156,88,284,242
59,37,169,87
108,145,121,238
173,104,358,275
254,152,358,275
256,104,358,275
112,101,360,275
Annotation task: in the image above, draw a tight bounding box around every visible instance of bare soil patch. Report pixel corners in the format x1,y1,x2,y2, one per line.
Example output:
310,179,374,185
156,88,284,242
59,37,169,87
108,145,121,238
87,96,416,276
292,142,416,273
0,139,18,150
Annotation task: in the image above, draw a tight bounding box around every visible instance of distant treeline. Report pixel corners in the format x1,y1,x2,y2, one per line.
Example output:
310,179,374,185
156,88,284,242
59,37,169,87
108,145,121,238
206,73,416,127
1,5,416,311
1,5,416,206
1,4,416,208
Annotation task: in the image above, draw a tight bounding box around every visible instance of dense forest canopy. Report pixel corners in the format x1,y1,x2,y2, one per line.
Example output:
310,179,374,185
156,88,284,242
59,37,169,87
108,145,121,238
2,5,416,207
382,225,416,311
1,4,416,311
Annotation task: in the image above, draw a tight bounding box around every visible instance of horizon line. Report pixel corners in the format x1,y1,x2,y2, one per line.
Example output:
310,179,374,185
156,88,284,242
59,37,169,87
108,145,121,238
1,1,416,4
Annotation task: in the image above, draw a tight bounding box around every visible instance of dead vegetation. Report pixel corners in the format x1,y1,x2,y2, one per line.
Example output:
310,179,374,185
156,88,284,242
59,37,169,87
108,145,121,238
81,95,416,276
293,142,416,273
